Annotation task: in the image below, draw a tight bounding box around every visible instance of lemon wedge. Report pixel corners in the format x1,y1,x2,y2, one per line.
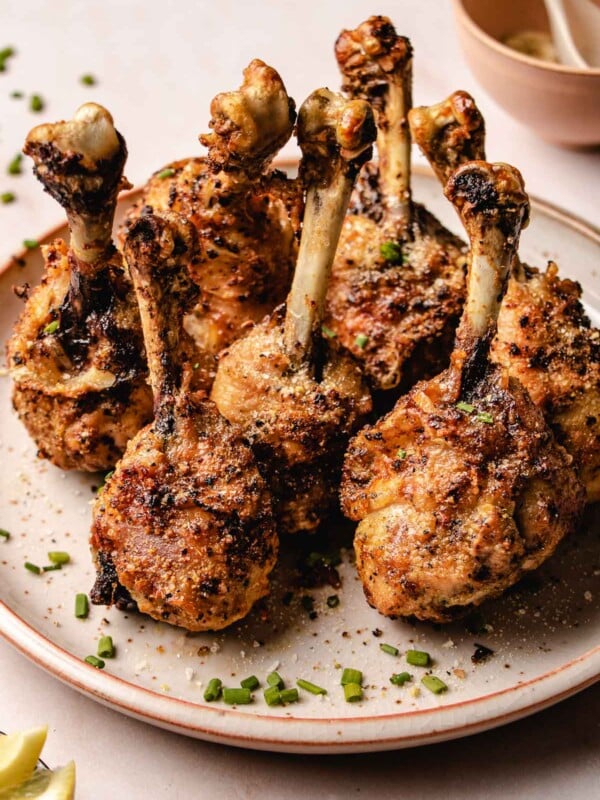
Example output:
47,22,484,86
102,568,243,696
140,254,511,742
0,727,47,791
0,762,75,800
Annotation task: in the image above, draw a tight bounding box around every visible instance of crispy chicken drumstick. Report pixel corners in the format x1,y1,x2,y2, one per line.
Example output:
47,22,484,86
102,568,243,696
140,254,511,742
341,162,585,622
324,16,467,390
410,92,600,502
91,214,277,631
211,89,375,534
125,60,303,388
7,104,152,471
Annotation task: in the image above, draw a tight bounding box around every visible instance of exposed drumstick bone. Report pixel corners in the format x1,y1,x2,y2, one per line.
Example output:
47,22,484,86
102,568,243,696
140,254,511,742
283,88,375,366
335,16,413,236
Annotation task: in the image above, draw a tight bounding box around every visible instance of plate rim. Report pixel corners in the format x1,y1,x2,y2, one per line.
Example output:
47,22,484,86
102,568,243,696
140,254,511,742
1,166,598,753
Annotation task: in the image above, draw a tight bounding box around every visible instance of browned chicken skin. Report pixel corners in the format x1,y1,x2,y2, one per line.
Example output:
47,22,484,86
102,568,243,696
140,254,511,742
410,92,600,502
7,104,152,471
211,89,375,533
342,162,585,622
91,214,277,631
324,16,467,390
124,60,303,389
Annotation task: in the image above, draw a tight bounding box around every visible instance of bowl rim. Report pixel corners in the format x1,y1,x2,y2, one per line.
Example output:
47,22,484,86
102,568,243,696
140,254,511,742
452,0,600,77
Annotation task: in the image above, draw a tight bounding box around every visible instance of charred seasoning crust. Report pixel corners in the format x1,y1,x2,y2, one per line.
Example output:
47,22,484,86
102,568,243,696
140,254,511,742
23,133,127,216
56,255,148,376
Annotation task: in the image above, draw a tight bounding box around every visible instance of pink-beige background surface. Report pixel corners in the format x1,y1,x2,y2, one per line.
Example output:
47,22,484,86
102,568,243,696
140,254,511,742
0,0,599,797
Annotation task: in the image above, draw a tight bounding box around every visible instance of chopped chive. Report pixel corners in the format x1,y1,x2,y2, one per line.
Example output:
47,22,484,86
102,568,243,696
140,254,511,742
95,470,114,495
456,401,475,414
390,672,413,686
10,90,23,99
240,675,259,691
395,448,407,460
264,686,281,706
266,671,284,689
343,682,363,702
75,593,89,618
24,561,41,574
321,324,337,339
97,635,115,658
23,239,38,249
222,687,252,705
355,333,369,350
48,551,70,565
156,168,175,179
29,94,44,112
0,529,10,540
1,192,15,204
193,362,200,369
406,649,430,667
421,675,448,694
476,411,494,424
43,320,59,335
84,655,105,669
380,241,403,264
42,564,62,572
7,153,22,175
380,643,399,656
297,678,327,695
203,678,222,702
341,667,362,686
280,688,299,704
80,74,96,86
0,47,15,72
326,594,339,608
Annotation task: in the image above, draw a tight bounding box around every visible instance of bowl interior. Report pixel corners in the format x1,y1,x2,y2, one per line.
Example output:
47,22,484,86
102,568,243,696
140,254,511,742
460,0,551,42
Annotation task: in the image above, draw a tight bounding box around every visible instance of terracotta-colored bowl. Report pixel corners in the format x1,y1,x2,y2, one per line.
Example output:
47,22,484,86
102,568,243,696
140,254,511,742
453,0,600,146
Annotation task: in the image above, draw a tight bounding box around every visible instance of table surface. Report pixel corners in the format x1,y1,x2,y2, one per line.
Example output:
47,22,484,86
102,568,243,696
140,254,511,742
1,1,599,797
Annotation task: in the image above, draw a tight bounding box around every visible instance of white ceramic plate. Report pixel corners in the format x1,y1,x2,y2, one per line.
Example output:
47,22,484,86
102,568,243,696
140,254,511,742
0,169,598,754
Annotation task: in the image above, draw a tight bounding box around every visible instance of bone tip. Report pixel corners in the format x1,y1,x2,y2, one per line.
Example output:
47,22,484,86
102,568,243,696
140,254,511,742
25,102,121,165
125,213,197,272
298,89,375,161
201,59,294,161
445,160,529,223
409,91,483,140
336,16,412,74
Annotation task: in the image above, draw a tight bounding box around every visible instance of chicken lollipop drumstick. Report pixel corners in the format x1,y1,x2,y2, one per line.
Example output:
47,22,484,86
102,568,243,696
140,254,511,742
7,104,152,471
324,16,467,390
91,214,277,631
342,162,585,622
125,60,303,388
411,92,600,502
211,89,375,534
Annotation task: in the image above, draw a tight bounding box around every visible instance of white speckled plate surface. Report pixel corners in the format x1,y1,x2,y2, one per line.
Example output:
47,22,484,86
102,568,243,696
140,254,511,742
0,168,598,753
